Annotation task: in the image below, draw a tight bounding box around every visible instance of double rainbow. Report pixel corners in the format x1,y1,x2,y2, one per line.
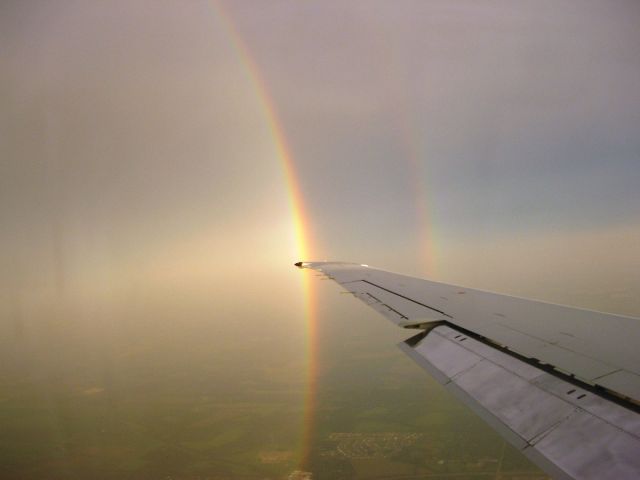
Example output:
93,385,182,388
214,3,437,468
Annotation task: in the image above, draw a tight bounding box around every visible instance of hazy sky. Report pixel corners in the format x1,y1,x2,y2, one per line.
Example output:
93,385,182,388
3,0,640,321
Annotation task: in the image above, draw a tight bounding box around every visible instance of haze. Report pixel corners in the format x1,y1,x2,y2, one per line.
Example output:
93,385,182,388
2,1,639,478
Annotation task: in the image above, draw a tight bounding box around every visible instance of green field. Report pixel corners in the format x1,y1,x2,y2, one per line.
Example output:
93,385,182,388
0,296,547,480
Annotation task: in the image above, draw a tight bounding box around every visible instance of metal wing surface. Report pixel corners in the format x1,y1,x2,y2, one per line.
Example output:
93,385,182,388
296,261,640,480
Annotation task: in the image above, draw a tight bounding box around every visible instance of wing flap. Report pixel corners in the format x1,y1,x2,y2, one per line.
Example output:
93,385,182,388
401,325,640,480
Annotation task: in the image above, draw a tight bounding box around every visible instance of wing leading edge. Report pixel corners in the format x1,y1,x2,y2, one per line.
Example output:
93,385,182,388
296,261,640,480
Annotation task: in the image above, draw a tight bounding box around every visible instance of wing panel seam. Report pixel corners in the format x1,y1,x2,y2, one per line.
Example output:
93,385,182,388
358,279,453,318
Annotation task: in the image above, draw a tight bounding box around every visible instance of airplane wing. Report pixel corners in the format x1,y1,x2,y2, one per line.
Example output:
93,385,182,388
295,261,640,480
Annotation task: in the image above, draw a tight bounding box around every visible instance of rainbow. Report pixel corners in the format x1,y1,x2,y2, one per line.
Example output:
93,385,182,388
214,3,318,468
393,94,436,277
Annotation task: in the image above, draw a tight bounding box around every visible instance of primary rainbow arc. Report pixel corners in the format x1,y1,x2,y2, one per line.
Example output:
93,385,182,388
215,3,318,468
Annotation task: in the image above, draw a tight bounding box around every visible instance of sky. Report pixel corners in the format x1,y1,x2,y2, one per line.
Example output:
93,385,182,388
1,0,640,476
3,1,640,311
